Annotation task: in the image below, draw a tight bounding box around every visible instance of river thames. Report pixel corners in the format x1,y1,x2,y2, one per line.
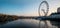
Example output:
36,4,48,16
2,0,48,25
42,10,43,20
0,19,58,28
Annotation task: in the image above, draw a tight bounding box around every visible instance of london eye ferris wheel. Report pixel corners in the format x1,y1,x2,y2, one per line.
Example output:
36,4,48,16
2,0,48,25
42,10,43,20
38,1,49,16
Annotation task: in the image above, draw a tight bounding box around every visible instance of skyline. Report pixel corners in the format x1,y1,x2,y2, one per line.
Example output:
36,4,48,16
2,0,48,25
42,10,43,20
0,0,60,16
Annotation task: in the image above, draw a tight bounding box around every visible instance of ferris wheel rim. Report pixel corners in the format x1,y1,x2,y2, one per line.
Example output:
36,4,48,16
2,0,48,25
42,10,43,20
38,1,49,16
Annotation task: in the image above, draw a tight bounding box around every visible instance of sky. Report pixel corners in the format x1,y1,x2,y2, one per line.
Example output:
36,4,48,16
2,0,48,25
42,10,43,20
0,0,60,16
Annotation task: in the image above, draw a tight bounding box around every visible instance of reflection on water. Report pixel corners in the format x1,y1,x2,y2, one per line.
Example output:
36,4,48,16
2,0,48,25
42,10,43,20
0,19,58,28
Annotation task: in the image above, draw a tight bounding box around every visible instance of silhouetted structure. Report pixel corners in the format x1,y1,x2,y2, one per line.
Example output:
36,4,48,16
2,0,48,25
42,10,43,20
50,7,60,28
38,1,49,16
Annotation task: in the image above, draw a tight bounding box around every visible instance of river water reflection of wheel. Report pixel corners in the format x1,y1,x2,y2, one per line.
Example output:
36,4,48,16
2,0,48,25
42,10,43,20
0,19,58,28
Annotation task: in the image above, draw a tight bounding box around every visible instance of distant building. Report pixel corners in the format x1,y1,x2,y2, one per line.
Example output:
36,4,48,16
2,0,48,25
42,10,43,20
51,7,60,15
57,7,60,13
